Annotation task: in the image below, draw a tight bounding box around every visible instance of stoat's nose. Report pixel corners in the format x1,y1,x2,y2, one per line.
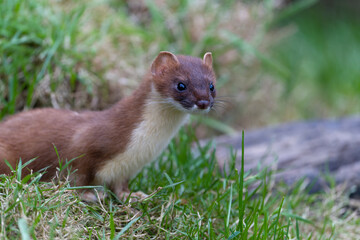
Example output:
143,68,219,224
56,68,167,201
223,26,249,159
196,100,210,109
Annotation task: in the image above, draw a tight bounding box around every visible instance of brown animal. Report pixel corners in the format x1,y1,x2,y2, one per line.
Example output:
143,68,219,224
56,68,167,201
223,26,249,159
0,51,216,201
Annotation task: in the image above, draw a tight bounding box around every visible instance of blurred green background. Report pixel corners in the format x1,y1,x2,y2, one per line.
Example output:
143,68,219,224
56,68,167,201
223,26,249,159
0,0,359,135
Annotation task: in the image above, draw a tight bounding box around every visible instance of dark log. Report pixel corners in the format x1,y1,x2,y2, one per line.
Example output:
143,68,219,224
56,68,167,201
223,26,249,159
212,116,360,192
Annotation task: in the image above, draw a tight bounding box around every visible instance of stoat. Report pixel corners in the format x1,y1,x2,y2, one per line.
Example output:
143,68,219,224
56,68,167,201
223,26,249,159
0,51,216,201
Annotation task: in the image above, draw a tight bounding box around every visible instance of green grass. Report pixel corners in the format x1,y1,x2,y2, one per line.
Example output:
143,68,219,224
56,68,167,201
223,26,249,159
1,128,358,239
0,0,104,120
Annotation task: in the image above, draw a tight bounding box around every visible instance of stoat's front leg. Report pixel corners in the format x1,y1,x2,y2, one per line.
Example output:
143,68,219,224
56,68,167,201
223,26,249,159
76,174,107,202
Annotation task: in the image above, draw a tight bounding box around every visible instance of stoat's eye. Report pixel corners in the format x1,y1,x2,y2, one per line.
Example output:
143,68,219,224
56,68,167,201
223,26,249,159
177,82,187,91
209,83,215,92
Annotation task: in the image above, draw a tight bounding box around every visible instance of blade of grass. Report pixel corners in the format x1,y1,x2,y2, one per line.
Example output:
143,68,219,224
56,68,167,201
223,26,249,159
225,183,233,237
273,196,285,240
296,218,300,240
237,130,245,235
18,218,30,240
114,216,141,239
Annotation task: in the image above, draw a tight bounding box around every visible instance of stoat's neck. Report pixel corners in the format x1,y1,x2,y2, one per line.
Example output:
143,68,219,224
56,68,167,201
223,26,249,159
109,77,188,130
95,82,189,185
102,78,188,156
141,86,189,133
109,78,153,122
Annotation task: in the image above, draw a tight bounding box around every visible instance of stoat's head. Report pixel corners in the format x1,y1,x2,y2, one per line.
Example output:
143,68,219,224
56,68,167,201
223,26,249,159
151,51,216,114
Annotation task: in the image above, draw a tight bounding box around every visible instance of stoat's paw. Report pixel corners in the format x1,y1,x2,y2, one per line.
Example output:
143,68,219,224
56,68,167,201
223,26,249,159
118,191,149,203
131,191,149,200
81,190,106,202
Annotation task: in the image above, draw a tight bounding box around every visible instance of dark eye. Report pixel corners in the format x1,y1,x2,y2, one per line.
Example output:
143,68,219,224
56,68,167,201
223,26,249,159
209,83,215,92
177,82,187,91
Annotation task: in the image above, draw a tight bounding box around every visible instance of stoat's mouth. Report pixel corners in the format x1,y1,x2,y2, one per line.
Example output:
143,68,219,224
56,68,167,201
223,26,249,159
188,104,211,114
179,107,211,114
167,99,212,114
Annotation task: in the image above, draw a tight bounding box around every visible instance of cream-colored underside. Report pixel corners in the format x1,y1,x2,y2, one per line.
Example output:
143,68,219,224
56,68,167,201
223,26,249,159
95,90,189,186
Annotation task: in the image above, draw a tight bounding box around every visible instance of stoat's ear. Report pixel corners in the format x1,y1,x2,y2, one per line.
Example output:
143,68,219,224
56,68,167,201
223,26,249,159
151,51,179,76
203,52,213,68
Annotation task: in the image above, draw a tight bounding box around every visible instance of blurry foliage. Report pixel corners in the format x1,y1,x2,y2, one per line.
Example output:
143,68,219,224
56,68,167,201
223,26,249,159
269,0,360,119
0,0,359,132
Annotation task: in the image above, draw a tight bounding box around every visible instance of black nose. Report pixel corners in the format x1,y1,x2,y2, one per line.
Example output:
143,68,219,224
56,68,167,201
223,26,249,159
196,100,210,109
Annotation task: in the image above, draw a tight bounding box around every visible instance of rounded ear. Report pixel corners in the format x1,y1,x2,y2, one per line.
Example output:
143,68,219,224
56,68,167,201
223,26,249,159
151,51,179,76
203,52,213,68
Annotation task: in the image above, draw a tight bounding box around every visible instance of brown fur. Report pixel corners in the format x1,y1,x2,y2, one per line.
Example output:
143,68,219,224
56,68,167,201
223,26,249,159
0,80,150,185
0,52,216,200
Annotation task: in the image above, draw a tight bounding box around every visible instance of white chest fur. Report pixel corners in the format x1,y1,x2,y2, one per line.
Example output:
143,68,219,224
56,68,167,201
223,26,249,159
95,94,189,185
